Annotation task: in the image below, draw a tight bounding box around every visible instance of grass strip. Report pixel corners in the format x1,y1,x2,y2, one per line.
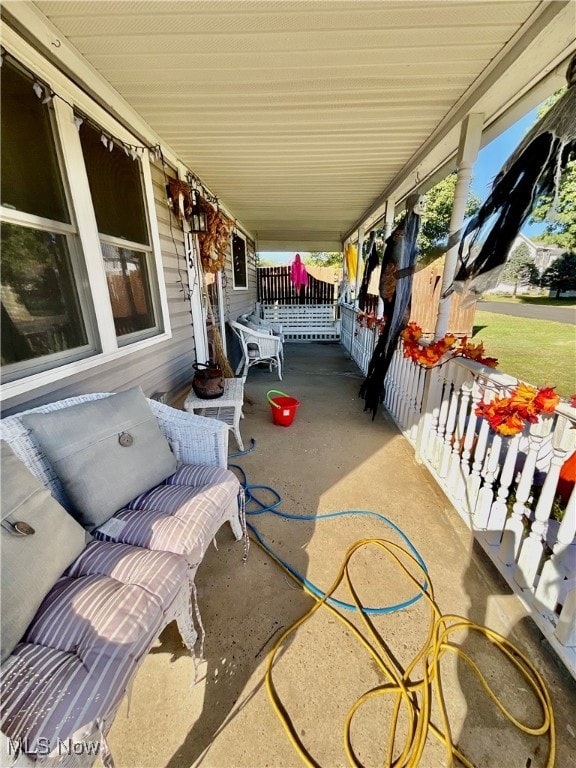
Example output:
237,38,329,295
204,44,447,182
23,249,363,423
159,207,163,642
472,311,575,398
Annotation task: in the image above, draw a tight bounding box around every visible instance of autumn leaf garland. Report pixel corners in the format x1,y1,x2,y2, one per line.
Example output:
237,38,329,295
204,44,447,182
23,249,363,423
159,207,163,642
400,322,499,368
400,321,564,436
475,384,561,436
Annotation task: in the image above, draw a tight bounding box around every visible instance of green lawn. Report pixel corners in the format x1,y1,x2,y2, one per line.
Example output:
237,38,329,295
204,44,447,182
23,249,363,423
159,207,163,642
472,311,576,398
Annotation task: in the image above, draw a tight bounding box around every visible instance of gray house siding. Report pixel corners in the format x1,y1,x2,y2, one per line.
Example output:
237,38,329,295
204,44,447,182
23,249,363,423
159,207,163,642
2,162,196,417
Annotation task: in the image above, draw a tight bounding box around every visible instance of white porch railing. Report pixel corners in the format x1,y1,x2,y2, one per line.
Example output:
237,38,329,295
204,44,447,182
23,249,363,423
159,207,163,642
340,304,377,374
341,305,576,679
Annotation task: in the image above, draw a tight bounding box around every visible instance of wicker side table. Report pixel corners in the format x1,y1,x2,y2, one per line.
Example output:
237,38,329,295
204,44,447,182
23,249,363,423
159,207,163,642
184,377,244,451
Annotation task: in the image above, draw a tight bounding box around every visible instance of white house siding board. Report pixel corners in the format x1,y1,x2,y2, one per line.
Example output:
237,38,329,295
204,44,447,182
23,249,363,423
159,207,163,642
1,339,193,417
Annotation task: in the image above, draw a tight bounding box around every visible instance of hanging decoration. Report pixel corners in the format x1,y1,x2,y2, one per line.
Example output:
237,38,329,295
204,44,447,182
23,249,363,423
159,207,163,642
4,48,166,163
357,231,380,311
339,242,360,304
359,195,421,419
166,178,193,228
290,253,308,294
197,197,233,273
344,243,359,283
475,384,560,436
400,322,499,368
447,54,576,299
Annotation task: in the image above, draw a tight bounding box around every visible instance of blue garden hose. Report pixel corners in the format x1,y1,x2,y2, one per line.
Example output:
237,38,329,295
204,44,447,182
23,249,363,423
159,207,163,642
229,461,428,615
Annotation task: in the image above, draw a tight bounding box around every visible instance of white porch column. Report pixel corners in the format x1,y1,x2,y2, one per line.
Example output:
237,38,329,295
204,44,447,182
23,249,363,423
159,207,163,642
353,225,365,309
434,113,484,339
377,198,396,318
186,233,208,364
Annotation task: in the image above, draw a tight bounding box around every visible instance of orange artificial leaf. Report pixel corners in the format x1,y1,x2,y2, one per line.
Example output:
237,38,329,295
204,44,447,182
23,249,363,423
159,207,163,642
534,387,560,414
495,412,525,436
510,382,538,406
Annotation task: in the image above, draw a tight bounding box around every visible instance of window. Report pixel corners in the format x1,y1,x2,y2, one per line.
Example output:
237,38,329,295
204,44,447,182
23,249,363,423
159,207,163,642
79,122,161,342
1,52,167,388
232,232,248,289
1,60,94,380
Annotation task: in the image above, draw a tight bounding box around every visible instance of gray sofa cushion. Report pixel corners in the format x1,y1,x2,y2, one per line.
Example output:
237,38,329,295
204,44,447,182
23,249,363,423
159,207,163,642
21,387,178,531
93,464,240,562
0,442,86,662
0,541,188,760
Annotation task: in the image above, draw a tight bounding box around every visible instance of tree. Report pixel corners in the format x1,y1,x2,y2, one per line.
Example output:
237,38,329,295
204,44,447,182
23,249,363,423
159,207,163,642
528,87,576,251
417,173,481,262
540,251,576,298
500,243,539,295
304,251,342,267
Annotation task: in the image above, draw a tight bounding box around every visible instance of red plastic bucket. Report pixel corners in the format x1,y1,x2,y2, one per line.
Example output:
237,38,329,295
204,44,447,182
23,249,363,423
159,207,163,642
267,390,301,427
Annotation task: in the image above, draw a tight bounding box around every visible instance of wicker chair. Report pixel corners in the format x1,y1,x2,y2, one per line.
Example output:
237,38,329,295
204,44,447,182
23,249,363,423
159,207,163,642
230,320,283,380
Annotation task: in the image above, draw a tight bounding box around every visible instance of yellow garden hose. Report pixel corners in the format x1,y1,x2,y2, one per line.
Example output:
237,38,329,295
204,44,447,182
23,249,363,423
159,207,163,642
260,537,556,768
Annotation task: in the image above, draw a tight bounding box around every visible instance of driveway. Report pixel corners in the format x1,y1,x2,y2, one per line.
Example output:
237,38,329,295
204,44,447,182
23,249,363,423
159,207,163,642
478,300,576,324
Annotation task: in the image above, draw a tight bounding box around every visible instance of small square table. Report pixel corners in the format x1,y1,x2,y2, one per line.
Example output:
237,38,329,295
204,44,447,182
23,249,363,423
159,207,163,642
184,376,245,451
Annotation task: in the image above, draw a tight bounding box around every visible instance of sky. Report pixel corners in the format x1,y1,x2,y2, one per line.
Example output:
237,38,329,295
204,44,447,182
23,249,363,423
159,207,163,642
260,107,545,264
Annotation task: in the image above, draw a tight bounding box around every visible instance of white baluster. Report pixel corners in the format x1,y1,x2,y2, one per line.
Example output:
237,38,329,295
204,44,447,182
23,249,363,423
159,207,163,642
468,388,491,515
401,359,417,430
415,366,437,463
410,365,426,441
386,348,399,419
424,366,443,464
459,375,483,514
555,586,576,647
485,434,521,546
475,433,502,531
515,415,576,590
535,485,576,614
499,417,553,567
439,364,464,480
397,353,410,424
432,369,451,471
449,370,473,502
398,357,411,430
394,350,406,421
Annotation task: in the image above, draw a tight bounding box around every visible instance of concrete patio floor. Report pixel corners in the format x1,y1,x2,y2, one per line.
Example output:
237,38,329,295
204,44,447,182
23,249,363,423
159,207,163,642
108,343,575,768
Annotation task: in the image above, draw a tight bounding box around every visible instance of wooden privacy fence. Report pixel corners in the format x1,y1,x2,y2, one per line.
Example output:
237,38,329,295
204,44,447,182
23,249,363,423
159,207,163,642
257,266,336,304
410,261,476,336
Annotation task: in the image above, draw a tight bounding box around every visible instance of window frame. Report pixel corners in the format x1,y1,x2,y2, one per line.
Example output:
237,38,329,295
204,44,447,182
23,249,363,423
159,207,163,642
99,233,163,346
0,36,171,400
231,230,249,291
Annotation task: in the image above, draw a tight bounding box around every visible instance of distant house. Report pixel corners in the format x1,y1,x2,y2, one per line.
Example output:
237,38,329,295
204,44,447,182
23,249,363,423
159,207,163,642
486,233,566,295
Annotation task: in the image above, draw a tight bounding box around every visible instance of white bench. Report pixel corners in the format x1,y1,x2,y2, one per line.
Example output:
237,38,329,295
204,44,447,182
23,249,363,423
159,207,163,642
261,303,340,341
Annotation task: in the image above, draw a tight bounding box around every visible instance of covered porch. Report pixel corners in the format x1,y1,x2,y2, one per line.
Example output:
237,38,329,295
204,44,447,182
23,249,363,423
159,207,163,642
1,2,575,765
109,343,575,768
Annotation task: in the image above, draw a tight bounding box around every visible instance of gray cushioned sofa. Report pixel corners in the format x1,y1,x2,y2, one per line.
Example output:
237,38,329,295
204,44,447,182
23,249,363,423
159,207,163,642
0,390,245,768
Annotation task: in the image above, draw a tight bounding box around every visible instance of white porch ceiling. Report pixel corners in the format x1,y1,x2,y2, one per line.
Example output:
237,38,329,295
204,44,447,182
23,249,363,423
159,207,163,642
7,1,576,250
